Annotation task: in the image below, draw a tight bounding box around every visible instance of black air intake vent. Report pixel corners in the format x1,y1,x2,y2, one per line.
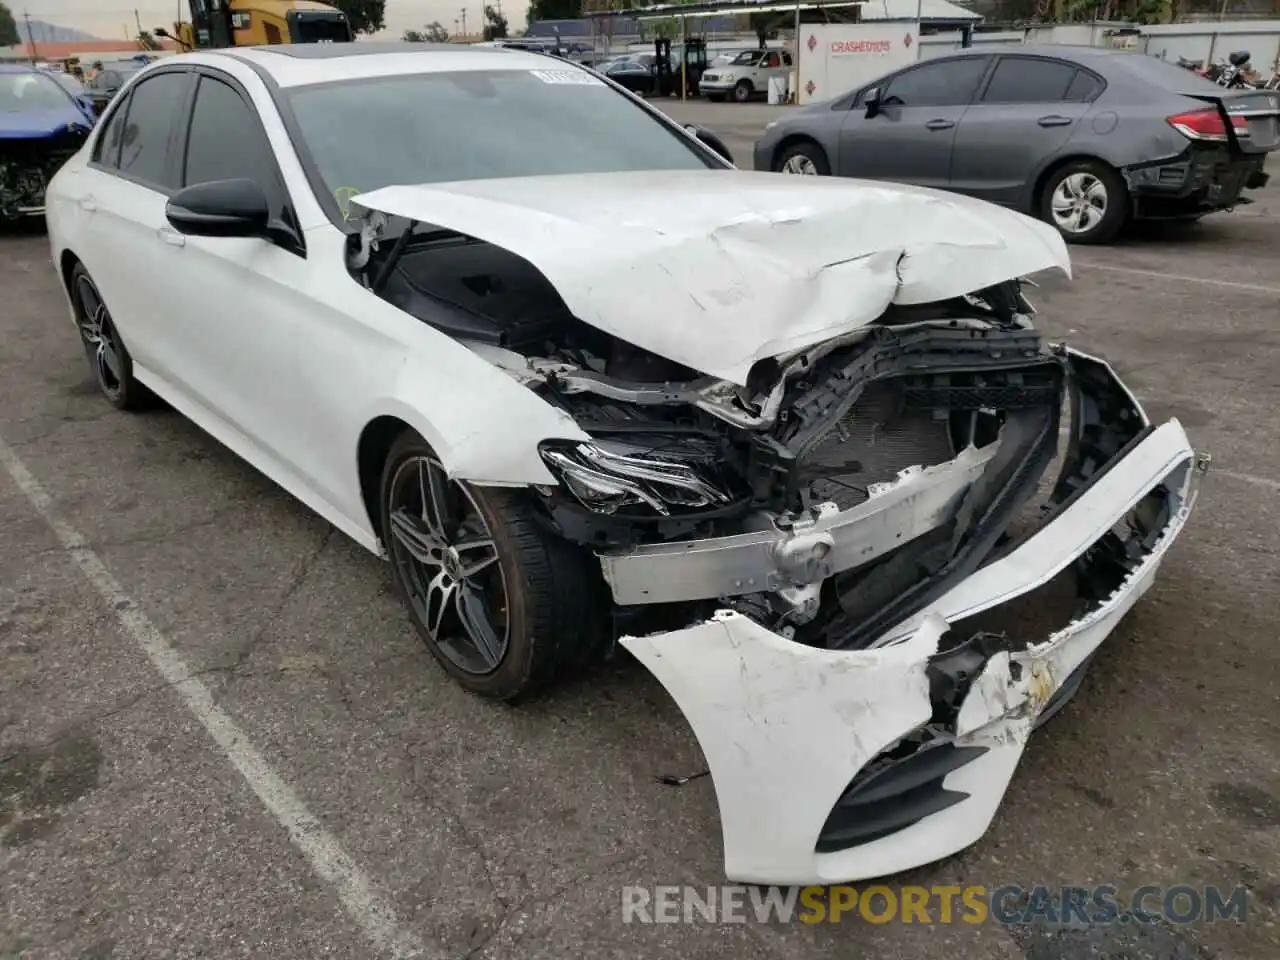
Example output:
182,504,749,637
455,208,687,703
816,742,987,853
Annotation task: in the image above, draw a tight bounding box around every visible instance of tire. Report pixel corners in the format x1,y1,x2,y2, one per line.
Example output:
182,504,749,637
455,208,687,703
379,430,607,702
774,140,831,176
69,263,153,410
1038,159,1127,245
732,80,753,103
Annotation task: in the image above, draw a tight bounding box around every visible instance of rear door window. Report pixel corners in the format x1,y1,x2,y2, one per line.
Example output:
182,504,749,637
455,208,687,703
1065,69,1105,101
91,95,130,168
115,71,188,189
982,57,1100,103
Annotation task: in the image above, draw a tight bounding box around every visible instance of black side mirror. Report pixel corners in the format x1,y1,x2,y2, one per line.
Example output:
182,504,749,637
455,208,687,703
864,86,882,118
166,178,270,238
683,123,734,166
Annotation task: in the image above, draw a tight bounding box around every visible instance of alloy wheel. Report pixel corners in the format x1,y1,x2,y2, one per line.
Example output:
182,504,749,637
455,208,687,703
780,154,818,175
386,455,510,675
1050,173,1108,235
74,274,125,401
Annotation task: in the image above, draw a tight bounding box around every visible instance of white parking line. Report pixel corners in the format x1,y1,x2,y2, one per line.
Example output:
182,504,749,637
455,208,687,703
0,435,431,960
1075,261,1280,296
1215,468,1280,493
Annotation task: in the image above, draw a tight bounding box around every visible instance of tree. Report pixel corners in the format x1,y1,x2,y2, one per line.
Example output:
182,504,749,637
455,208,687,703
0,1,20,47
137,29,161,51
483,5,509,40
404,22,449,43
332,0,385,36
526,0,583,24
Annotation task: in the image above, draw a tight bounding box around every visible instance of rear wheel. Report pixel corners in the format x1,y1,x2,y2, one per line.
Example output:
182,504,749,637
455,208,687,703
1039,159,1127,244
69,263,153,410
732,80,753,103
379,431,606,701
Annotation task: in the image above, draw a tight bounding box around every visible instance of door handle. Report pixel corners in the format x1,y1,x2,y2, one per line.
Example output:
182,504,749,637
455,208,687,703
78,196,97,213
1037,115,1075,127
925,119,955,131
157,225,186,247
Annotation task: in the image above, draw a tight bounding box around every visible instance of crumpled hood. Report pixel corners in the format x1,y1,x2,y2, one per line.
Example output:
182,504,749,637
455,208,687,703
353,170,1071,386
0,106,89,138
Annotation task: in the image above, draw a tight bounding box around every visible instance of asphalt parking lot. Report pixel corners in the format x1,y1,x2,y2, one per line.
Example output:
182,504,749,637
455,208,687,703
3,101,1279,959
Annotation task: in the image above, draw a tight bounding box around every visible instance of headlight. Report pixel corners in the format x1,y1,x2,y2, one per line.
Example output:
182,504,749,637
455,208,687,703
540,441,732,516
765,120,778,131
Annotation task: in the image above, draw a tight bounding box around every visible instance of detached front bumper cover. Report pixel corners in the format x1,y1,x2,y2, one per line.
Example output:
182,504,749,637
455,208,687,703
619,348,1204,885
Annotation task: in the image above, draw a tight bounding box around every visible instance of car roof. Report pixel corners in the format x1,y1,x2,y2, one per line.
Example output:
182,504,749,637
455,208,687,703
942,44,1130,65
204,41,559,88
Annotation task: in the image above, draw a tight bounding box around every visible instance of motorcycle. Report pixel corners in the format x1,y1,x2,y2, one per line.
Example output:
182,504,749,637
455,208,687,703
1215,51,1258,89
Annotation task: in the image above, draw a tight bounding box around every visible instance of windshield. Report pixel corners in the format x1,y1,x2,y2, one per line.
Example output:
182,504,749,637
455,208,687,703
0,71,74,111
286,68,714,204
1116,53,1230,94
731,51,764,66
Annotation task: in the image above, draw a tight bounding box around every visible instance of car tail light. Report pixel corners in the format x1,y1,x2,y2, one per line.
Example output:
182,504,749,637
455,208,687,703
1167,107,1250,141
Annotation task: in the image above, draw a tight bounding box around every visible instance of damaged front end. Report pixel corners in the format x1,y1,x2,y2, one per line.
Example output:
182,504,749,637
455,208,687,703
621,349,1201,884
0,126,88,221
345,180,1201,885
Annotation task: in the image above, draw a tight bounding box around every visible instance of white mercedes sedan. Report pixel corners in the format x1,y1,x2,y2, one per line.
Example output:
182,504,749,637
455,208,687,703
44,43,1204,887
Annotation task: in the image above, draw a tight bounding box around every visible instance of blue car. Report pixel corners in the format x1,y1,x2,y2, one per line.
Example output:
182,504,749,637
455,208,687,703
1,64,97,223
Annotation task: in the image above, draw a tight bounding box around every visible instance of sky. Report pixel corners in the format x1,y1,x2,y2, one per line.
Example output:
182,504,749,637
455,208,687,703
17,1,527,42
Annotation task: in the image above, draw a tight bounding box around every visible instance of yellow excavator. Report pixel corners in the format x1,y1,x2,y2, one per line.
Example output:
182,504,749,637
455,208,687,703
156,1,353,51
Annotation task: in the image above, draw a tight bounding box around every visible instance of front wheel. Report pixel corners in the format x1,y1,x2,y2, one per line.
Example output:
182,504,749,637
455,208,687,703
732,80,753,103
774,141,831,176
379,431,606,701
1039,160,1127,245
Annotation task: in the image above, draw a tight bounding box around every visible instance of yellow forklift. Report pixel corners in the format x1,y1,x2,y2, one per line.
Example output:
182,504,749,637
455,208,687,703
156,1,352,51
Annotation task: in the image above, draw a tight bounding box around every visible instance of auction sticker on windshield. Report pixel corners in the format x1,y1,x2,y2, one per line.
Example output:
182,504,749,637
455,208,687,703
530,69,603,85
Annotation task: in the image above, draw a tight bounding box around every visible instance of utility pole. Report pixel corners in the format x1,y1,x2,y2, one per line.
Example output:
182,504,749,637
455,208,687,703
23,9,38,63
460,8,468,38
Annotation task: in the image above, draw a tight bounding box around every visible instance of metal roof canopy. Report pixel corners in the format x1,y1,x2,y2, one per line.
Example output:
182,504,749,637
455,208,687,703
583,1,866,20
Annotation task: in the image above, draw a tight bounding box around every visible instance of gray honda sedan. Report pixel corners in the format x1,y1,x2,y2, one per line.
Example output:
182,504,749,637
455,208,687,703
754,46,1279,243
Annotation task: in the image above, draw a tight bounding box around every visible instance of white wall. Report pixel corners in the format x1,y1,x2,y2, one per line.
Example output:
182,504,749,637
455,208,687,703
1141,22,1280,73
918,30,1023,60
795,23,919,104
